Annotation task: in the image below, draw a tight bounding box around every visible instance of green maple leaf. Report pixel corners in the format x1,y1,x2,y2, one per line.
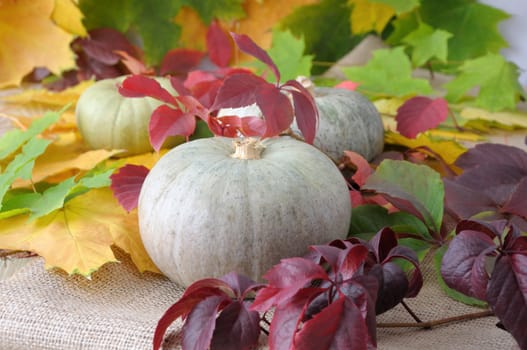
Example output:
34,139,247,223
402,22,452,66
342,46,432,97
254,29,313,82
444,53,523,111
181,0,245,24
419,0,509,70
372,0,420,14
280,0,363,75
79,0,182,65
385,11,419,45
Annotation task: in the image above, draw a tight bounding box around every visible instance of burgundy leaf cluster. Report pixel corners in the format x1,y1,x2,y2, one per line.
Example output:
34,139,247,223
154,228,422,350
444,143,527,231
118,32,318,151
441,219,527,349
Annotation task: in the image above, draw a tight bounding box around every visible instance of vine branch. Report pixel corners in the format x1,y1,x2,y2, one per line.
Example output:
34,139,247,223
377,310,494,329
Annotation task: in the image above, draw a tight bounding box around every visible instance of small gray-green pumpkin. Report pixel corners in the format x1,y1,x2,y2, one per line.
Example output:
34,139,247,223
138,136,351,286
75,76,181,155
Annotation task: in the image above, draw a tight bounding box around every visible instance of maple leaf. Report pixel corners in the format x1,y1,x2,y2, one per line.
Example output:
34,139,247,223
402,22,453,66
0,0,75,88
373,0,419,14
444,53,524,111
51,0,87,37
395,97,449,138
348,0,395,34
343,47,433,97
0,188,157,276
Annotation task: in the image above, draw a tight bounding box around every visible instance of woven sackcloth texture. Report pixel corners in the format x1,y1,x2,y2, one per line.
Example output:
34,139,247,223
0,251,520,350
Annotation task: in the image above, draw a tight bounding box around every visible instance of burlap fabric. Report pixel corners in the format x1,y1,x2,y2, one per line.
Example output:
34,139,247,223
0,251,519,350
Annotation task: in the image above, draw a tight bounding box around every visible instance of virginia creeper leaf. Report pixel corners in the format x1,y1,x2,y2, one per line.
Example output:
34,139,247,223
110,164,150,212
209,301,261,350
363,159,444,233
119,75,177,105
231,32,280,83
395,97,449,138
283,79,319,145
206,20,232,68
159,49,205,76
212,73,267,110
402,22,453,66
343,47,433,97
443,53,523,111
253,29,313,83
182,295,228,350
256,83,294,138
149,105,196,152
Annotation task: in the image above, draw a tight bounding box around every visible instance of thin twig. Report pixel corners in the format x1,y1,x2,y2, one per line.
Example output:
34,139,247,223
377,310,494,329
401,300,424,324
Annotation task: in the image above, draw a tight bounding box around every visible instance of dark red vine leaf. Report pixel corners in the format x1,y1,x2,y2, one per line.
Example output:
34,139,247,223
231,32,280,83
487,254,527,350
119,75,177,105
182,295,229,350
211,73,268,110
209,301,261,350
395,97,448,138
159,48,205,76
283,79,319,145
109,164,149,212
338,244,369,280
207,20,233,68
256,83,295,139
294,296,369,350
149,105,195,151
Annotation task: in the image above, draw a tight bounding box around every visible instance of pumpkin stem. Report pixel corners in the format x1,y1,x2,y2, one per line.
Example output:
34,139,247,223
231,138,264,160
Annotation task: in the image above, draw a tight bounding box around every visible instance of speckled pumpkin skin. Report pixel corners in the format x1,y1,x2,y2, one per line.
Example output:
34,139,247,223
75,76,182,155
138,137,351,286
306,87,384,162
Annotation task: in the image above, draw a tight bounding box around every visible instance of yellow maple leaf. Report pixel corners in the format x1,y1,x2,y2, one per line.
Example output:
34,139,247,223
348,0,395,34
0,188,158,276
51,0,87,37
384,130,467,165
0,0,76,88
461,107,527,129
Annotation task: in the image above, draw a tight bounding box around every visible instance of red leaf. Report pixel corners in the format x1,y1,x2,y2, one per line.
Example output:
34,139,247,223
231,32,280,83
212,73,267,110
219,272,260,298
294,296,369,350
487,254,527,349
210,301,261,350
114,50,153,75
190,79,223,109
256,83,294,138
207,20,233,68
395,97,448,138
285,83,318,144
240,117,266,137
153,286,228,350
182,295,229,350
159,48,205,76
169,76,190,96
80,38,120,65
252,258,328,312
369,227,398,263
338,244,369,280
109,164,149,212
184,70,218,90
149,105,196,151
119,75,177,105
335,80,359,91
307,244,344,273
501,177,527,218
343,151,373,187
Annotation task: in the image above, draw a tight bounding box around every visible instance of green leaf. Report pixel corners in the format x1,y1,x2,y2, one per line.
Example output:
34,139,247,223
402,22,452,66
349,204,431,239
444,53,523,111
398,237,431,261
280,0,363,75
0,138,51,210
29,177,77,220
342,47,433,97
434,246,488,307
253,29,313,82
0,110,59,160
0,191,41,219
385,11,419,45
372,0,420,14
189,120,214,141
362,159,444,233
79,0,182,65
419,0,509,71
181,0,245,23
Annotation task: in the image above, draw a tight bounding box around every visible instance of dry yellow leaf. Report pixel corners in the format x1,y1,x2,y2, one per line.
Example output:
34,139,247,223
348,0,395,34
51,0,87,37
385,130,467,164
461,107,527,129
0,188,158,276
0,0,76,88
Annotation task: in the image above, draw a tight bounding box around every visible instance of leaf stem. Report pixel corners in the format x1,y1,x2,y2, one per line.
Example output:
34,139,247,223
401,300,424,324
377,309,493,329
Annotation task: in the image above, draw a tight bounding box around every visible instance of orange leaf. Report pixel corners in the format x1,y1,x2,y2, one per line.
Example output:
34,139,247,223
0,0,75,88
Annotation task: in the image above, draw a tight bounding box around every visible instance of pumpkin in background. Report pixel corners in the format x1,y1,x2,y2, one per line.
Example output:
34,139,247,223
75,76,182,155
138,136,351,286
306,87,384,162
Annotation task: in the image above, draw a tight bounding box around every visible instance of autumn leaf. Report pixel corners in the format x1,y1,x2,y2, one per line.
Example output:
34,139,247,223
0,188,158,276
460,107,527,129
0,0,75,88
395,97,449,138
402,22,453,66
373,0,419,14
51,0,87,37
348,0,395,34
